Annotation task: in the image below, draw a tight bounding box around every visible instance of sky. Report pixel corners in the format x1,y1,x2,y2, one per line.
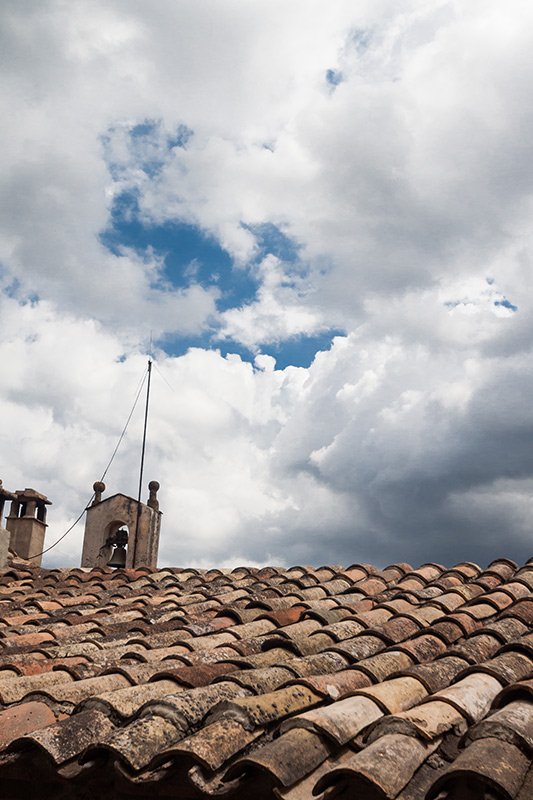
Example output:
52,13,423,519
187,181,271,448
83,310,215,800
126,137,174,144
0,0,532,571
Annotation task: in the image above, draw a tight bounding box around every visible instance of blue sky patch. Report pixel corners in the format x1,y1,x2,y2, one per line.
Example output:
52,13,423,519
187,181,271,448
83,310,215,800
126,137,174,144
101,191,259,308
262,329,344,369
102,198,305,318
494,298,518,312
156,333,255,363
155,329,344,370
100,181,334,368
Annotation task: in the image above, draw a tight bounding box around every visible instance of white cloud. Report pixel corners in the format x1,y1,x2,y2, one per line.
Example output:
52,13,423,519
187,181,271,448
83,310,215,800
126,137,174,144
2,287,531,571
218,255,327,348
1,1,533,569
4,0,533,323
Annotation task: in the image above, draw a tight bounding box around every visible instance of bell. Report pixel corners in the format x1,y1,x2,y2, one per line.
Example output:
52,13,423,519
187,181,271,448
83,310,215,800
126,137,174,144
107,543,127,569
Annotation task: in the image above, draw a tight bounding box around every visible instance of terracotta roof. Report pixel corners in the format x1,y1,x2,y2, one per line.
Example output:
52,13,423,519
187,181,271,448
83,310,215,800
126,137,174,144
1,557,533,798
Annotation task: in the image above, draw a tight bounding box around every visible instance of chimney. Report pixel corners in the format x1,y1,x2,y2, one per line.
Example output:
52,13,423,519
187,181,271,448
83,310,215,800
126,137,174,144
5,488,52,566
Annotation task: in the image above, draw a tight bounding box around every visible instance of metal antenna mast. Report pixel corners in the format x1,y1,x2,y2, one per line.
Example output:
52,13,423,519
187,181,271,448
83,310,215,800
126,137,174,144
132,358,152,565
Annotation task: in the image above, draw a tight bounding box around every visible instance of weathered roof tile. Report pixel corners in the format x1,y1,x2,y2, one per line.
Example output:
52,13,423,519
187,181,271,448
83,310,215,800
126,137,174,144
25,672,132,706
367,698,467,743
207,684,322,729
140,682,254,732
274,745,356,800
224,727,331,787
422,672,503,724
329,634,386,662
428,737,529,799
395,633,449,662
493,676,533,709
316,733,441,799
351,650,415,683
467,698,533,752
279,693,383,744
0,701,59,748
166,717,262,771
82,714,180,771
0,668,74,704
287,668,372,700
447,632,502,664
458,650,533,686
10,709,116,765
3,556,533,798
394,655,469,694
79,678,184,719
351,675,428,714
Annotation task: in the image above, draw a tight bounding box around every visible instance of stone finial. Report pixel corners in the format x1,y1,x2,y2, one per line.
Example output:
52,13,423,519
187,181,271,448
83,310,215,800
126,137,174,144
92,482,106,505
0,481,17,501
147,481,160,511
0,479,15,569
0,480,17,521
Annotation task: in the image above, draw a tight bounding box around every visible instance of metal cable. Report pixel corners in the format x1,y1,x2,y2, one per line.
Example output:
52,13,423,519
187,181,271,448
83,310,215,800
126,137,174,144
24,366,149,561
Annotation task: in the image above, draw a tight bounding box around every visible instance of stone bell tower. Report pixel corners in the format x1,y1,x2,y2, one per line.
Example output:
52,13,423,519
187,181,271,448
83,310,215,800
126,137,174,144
81,480,162,569
5,488,52,567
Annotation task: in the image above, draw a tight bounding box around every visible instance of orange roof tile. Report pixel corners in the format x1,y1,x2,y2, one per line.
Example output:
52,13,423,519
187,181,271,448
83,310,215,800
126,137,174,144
1,557,533,798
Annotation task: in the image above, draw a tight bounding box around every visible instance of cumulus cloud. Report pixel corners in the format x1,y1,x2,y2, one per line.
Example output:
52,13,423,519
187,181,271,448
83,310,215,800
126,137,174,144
2,285,531,570
1,1,532,570
218,255,328,348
